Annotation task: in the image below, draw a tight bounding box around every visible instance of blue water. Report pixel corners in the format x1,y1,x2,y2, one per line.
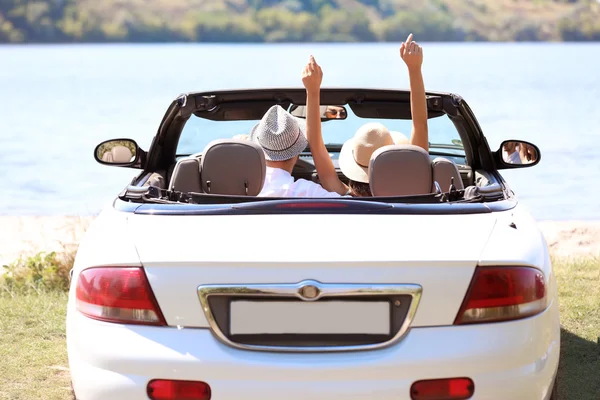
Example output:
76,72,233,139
0,43,599,220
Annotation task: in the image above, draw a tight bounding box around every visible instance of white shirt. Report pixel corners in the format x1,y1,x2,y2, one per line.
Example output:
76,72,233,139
506,150,522,164
258,167,342,198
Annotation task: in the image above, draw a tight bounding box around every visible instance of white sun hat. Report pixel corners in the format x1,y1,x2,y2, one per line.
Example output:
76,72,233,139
249,105,308,161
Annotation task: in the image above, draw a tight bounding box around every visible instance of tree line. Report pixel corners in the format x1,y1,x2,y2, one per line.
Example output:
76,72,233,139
1,0,599,43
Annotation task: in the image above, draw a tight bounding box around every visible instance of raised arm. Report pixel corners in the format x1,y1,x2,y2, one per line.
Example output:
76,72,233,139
302,56,348,195
400,34,428,152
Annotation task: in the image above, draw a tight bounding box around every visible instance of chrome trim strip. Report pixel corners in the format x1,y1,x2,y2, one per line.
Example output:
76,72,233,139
197,280,422,353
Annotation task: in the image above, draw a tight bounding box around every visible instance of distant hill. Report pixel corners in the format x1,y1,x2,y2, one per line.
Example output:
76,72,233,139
1,0,599,43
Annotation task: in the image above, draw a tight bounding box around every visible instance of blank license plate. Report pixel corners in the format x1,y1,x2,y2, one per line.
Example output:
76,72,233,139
230,301,390,335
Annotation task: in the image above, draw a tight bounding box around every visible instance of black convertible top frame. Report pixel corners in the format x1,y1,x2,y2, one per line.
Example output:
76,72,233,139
137,88,504,203
184,88,452,121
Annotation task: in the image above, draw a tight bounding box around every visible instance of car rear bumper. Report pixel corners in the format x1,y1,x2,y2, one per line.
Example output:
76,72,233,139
68,300,559,400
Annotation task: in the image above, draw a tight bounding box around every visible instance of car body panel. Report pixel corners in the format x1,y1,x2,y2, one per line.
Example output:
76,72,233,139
127,213,497,328
478,204,558,312
129,213,497,264
72,207,141,270
67,298,560,400
67,193,560,400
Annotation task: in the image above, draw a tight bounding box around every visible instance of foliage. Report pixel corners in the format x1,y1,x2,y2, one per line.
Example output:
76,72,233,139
378,9,466,42
557,2,600,41
1,251,74,295
0,0,600,43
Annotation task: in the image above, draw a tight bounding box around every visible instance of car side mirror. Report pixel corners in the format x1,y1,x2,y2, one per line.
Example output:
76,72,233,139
495,140,541,169
94,138,144,168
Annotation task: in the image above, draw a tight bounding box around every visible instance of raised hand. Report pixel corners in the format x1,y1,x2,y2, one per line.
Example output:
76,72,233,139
400,33,428,151
400,33,423,71
301,55,323,93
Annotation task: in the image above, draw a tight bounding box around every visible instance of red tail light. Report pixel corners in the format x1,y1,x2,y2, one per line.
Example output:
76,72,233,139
76,267,166,325
411,378,474,400
147,380,211,400
454,266,547,325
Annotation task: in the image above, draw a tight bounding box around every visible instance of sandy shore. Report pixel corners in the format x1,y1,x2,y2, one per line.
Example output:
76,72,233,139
0,216,95,267
536,221,600,259
0,217,598,267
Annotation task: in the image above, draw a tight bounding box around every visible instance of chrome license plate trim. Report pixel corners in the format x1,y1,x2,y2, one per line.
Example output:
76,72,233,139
197,280,422,353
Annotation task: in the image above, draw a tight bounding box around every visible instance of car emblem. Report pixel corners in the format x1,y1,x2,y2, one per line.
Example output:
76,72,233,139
298,284,320,300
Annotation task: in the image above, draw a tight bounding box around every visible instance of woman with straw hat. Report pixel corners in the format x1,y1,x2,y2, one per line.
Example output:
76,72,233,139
302,33,429,197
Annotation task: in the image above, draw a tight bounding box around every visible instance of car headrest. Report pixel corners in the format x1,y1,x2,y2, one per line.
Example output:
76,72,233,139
101,145,133,163
114,146,133,162
369,144,433,196
200,139,266,196
169,154,202,193
432,157,464,192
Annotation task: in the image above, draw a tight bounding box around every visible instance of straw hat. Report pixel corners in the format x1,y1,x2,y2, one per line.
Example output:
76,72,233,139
249,105,308,161
339,123,408,183
390,131,409,144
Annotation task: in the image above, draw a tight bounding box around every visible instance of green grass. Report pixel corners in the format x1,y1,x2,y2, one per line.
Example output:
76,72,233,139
0,258,597,400
0,292,73,400
554,257,600,400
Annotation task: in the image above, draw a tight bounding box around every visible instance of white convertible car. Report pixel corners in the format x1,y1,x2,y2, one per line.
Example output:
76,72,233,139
66,88,560,400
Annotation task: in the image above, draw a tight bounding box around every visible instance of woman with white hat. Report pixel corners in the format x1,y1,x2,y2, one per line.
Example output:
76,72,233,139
302,33,429,197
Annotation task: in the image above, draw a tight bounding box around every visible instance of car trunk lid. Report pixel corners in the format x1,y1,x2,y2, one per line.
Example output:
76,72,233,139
128,212,496,333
